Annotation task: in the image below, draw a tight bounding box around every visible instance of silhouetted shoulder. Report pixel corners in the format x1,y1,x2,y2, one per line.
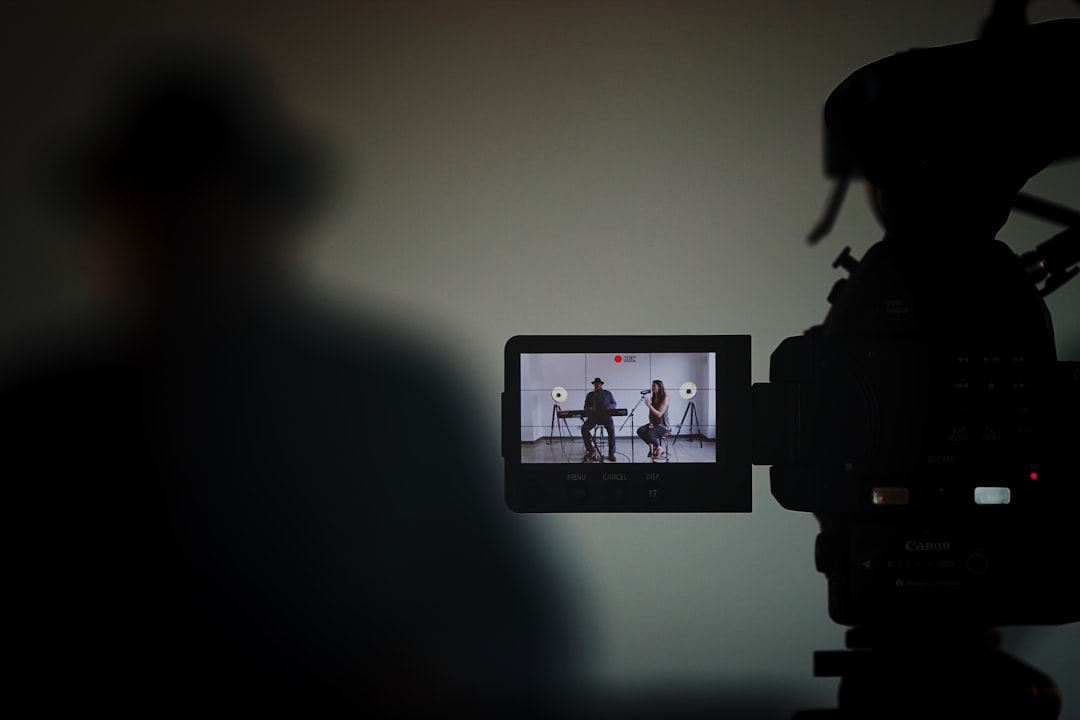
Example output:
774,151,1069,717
3,298,580,716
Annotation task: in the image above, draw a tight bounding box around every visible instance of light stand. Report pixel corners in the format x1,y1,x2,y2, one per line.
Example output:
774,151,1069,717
548,386,572,445
673,381,702,447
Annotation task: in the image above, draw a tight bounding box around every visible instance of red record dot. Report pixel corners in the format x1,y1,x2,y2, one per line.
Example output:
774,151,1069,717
615,355,622,363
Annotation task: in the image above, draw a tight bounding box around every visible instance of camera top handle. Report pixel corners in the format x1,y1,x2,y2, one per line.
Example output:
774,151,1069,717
808,18,1078,300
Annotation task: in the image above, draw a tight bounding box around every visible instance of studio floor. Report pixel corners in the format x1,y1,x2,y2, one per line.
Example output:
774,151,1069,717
520,433,716,464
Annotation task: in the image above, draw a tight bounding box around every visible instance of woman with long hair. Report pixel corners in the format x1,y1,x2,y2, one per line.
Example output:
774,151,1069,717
636,379,670,460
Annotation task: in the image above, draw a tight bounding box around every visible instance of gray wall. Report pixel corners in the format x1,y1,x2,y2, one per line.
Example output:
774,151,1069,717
2,1,1077,716
520,351,714,442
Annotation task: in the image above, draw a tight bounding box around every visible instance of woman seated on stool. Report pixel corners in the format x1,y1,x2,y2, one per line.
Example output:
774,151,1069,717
637,379,670,460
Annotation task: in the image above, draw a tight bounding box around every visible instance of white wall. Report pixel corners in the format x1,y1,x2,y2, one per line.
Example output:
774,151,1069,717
521,351,714,441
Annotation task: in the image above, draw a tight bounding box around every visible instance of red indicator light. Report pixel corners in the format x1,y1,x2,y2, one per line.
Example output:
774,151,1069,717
1030,472,1038,480
615,355,622,363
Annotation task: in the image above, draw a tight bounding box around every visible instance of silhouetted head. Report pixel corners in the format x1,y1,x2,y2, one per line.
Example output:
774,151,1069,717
54,47,328,322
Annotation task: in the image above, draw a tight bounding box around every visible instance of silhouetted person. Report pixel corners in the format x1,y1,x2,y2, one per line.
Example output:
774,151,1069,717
5,47,581,716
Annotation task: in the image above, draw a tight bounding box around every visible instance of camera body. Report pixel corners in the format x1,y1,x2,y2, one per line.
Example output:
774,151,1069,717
504,324,1078,631
504,16,1080,631
752,236,1080,628
502,239,1079,629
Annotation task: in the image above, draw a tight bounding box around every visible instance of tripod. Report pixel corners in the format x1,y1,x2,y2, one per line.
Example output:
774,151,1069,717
794,624,1063,719
673,400,702,447
548,403,573,445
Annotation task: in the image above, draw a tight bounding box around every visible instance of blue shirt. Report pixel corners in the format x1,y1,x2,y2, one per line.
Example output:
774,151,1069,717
584,389,616,411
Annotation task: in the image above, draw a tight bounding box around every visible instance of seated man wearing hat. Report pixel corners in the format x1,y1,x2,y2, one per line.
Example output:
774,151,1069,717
581,377,618,462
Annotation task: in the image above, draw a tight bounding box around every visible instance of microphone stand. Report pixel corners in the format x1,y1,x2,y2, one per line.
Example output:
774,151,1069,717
623,391,652,463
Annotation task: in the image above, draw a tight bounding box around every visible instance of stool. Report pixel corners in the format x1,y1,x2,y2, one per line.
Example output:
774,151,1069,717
587,423,611,462
653,432,674,463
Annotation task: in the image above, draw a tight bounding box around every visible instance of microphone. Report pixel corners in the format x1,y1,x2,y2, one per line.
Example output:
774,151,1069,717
640,390,651,395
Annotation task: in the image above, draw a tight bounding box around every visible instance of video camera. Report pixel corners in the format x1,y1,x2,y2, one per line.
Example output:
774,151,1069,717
503,12,1079,718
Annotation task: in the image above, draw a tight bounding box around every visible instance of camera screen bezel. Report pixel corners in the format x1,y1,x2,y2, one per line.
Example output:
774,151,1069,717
502,335,752,513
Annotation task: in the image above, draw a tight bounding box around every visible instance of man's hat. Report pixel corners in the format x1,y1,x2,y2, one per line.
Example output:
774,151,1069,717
592,377,604,384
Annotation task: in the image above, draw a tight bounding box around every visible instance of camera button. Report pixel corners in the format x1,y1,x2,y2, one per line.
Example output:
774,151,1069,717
567,481,588,504
603,480,627,505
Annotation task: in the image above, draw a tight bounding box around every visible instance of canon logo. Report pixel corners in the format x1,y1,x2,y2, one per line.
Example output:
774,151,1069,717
905,540,951,552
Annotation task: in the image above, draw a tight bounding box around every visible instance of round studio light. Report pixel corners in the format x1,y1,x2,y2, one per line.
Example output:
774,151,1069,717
551,386,568,403
680,381,697,400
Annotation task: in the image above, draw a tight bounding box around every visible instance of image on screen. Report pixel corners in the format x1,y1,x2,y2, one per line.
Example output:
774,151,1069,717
520,351,718,464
